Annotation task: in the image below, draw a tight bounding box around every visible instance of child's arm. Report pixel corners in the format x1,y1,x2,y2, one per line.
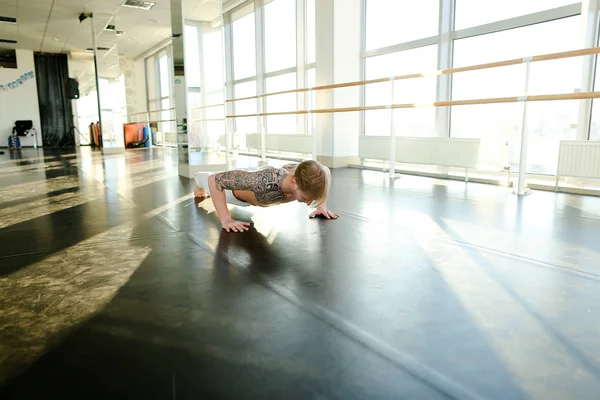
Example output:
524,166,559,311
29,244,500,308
208,172,251,232
309,166,338,219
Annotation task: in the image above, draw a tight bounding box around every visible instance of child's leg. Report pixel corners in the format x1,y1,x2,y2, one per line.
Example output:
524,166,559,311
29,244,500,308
193,172,212,198
194,184,208,198
193,171,250,206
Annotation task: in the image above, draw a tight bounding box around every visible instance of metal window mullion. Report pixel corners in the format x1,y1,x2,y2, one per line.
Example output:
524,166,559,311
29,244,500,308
154,54,162,101
231,64,313,86
196,23,209,149
359,0,367,138
168,45,175,101
265,66,298,78
144,56,151,125
224,12,236,134
453,3,581,40
436,0,455,138
255,0,267,140
231,75,257,85
361,35,439,58
297,0,306,135
578,0,599,140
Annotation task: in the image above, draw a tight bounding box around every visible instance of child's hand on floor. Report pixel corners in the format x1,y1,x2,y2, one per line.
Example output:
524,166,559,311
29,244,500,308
310,206,339,219
222,218,251,232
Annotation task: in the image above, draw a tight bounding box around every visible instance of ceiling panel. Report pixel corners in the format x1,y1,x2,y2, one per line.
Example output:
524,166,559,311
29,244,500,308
17,10,52,22
49,0,82,4
18,3,53,13
3,0,225,59
0,6,17,17
0,23,17,41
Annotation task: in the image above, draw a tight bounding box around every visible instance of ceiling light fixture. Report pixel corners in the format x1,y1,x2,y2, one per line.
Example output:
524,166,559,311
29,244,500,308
0,16,17,24
123,0,156,11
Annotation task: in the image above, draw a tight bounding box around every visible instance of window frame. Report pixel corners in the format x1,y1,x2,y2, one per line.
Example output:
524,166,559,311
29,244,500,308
224,0,316,137
359,0,585,141
144,45,176,145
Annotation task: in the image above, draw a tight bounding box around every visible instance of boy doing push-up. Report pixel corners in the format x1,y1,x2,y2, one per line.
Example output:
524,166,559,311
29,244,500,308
194,160,338,232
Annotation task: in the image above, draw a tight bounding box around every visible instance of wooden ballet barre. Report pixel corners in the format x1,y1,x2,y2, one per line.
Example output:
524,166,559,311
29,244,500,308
228,94,264,102
192,118,225,122
225,80,386,103
225,91,600,118
224,47,600,104
227,87,309,102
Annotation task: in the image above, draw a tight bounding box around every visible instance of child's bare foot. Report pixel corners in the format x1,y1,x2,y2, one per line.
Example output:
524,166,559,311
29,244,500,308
194,185,208,198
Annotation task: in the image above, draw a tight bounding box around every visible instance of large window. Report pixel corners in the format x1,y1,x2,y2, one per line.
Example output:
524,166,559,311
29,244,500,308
145,47,176,145
364,45,438,136
360,0,592,178
365,0,439,51
263,0,299,133
184,25,201,88
306,0,316,64
232,9,256,80
264,0,296,72
589,33,600,141
451,17,581,174
184,23,226,149
234,81,258,134
202,28,226,147
226,0,315,139
184,24,202,144
266,72,297,133
590,62,600,140
362,1,439,139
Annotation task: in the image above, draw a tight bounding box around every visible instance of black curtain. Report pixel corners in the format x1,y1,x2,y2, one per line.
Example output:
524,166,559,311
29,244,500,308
34,53,74,147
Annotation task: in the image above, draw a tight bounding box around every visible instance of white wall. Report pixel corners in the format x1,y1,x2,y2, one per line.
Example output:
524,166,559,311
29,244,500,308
315,0,335,161
315,0,361,166
0,50,42,147
333,0,361,160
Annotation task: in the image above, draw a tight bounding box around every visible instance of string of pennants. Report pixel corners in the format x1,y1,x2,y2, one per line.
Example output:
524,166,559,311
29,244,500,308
0,71,35,92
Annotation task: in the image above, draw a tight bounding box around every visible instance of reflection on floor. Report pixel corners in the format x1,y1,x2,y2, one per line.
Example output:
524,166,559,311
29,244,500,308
1,147,599,399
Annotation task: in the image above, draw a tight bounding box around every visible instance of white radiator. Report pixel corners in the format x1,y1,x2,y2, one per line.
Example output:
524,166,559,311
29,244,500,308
358,136,391,160
245,134,312,154
359,136,481,169
557,141,600,179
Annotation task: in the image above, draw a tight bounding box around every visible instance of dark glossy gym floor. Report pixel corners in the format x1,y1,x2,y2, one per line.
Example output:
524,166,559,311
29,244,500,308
1,147,599,399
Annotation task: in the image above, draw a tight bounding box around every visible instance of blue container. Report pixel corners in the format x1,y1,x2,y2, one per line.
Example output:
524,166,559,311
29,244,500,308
143,126,151,147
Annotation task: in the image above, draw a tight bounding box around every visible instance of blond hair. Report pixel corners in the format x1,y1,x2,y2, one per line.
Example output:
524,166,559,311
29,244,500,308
294,160,331,207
